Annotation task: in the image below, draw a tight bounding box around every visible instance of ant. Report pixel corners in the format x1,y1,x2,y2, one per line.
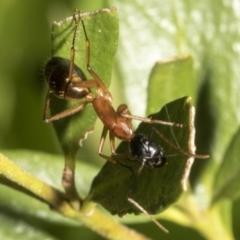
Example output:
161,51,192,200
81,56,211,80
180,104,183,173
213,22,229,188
44,10,208,232
44,10,207,166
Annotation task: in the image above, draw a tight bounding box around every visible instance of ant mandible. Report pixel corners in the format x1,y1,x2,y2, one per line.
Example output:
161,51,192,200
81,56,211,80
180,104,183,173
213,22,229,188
44,10,208,170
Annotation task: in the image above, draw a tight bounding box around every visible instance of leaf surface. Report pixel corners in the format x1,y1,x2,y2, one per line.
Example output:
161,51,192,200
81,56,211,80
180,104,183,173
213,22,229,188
88,97,196,215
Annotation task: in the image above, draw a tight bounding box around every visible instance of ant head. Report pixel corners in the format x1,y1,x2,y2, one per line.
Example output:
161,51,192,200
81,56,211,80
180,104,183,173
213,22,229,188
129,134,167,168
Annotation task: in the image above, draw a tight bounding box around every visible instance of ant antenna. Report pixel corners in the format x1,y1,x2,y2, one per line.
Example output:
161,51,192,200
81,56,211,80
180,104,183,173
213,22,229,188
127,198,169,233
164,105,181,148
125,107,208,232
126,130,170,233
151,127,208,159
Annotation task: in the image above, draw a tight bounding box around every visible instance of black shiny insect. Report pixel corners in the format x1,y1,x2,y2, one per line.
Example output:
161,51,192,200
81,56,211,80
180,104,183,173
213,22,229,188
129,133,167,168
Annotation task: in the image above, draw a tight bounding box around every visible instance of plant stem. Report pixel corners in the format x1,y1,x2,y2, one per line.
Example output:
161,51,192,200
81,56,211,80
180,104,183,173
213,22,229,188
62,153,81,210
0,152,150,240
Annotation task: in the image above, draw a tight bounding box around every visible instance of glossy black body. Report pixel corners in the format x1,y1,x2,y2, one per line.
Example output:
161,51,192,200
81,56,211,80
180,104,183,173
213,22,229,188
129,134,167,168
45,57,88,99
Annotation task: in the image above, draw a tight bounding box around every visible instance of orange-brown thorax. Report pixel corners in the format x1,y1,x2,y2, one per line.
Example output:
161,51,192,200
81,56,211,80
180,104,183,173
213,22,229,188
92,97,133,140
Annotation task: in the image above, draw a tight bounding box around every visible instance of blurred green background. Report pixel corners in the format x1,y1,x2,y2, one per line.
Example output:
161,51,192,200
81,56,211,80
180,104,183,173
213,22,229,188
1,0,240,239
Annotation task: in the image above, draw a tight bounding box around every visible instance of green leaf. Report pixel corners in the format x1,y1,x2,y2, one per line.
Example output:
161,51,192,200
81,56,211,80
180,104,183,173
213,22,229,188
212,126,240,204
1,0,240,239
0,210,59,240
88,96,195,215
0,150,99,239
46,8,119,156
0,150,98,210
114,1,240,196
147,55,195,115
0,150,151,240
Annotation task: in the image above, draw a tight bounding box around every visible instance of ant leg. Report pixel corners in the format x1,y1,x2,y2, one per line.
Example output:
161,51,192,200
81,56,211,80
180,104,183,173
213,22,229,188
67,9,81,83
109,131,116,155
78,12,112,102
43,80,97,122
43,90,52,121
151,127,209,159
43,91,89,122
98,126,117,163
109,132,134,172
97,127,133,173
116,104,183,127
121,111,184,128
43,77,98,122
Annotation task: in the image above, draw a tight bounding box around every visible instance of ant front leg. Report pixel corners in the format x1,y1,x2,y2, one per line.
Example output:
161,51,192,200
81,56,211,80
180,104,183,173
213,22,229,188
68,9,81,84
78,11,112,103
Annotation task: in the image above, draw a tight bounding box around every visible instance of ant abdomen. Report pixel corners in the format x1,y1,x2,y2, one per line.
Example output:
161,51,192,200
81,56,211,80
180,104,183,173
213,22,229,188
129,134,167,168
45,56,89,100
